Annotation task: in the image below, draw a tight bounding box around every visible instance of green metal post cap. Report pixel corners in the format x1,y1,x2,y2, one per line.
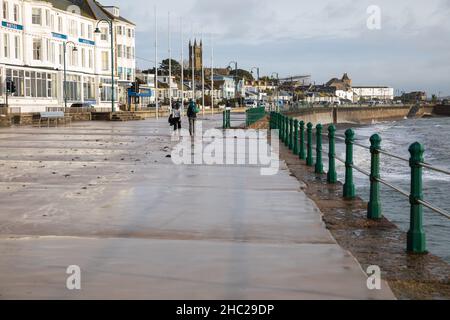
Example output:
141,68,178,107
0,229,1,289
370,134,382,148
307,122,313,129
345,128,355,140
316,123,323,130
328,125,336,134
409,142,425,160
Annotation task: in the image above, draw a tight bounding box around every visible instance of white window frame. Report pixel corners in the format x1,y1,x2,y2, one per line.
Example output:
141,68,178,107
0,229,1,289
14,35,20,59
101,51,109,71
88,49,93,68
3,1,8,20
4,34,9,58
33,39,42,60
58,16,63,32
81,48,86,68
45,10,50,27
13,4,19,22
32,8,42,25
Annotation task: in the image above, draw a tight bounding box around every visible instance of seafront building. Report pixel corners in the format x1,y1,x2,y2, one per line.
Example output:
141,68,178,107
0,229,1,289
0,0,136,113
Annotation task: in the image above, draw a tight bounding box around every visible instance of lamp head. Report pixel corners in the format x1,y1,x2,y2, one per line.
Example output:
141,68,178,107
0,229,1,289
94,27,101,34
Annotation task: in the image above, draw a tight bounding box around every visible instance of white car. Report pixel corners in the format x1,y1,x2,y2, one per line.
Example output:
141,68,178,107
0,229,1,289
245,100,257,108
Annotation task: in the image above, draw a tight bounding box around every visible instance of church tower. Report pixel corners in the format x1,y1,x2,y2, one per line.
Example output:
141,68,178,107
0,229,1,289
189,39,203,73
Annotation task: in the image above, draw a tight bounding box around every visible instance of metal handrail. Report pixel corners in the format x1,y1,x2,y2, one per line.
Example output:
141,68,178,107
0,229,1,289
272,111,449,254
326,147,450,219
375,177,410,198
328,134,450,176
419,162,450,176
418,200,450,219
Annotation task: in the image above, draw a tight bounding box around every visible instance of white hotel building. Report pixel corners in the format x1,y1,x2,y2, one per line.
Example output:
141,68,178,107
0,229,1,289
0,0,136,113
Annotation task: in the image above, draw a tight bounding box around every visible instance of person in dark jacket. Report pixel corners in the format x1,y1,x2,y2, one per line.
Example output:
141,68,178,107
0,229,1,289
172,102,182,132
187,99,198,136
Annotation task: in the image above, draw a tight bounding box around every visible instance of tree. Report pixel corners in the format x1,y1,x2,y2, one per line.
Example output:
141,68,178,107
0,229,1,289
159,59,182,76
229,69,254,81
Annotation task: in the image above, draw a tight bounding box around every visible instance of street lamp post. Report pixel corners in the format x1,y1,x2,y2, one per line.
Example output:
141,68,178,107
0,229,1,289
95,19,115,113
271,72,279,112
63,41,78,109
250,67,260,81
251,67,260,103
228,61,238,105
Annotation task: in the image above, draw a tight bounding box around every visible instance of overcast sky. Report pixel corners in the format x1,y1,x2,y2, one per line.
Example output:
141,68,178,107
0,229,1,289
105,0,450,96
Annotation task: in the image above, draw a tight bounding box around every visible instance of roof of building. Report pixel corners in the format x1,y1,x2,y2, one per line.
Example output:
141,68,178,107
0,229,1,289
44,1,135,25
353,86,392,89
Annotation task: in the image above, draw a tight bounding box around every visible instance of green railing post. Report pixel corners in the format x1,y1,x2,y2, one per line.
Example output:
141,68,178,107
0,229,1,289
285,116,289,147
223,110,226,129
327,125,337,183
293,120,299,155
289,118,294,150
281,115,285,142
343,129,356,199
227,110,231,128
270,112,274,129
306,122,314,166
368,134,382,220
299,121,306,160
407,142,427,254
315,124,324,174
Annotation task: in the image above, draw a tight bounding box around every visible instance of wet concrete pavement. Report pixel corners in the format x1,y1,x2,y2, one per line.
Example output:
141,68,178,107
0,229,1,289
0,116,395,299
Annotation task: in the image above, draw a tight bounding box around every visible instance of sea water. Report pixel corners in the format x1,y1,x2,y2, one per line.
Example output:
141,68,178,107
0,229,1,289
333,117,450,262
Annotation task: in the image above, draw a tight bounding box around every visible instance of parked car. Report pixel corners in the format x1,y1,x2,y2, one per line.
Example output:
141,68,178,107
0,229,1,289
70,103,95,109
245,99,258,108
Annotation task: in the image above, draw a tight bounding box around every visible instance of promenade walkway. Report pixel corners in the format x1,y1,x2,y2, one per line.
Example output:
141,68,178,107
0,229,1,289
0,116,395,299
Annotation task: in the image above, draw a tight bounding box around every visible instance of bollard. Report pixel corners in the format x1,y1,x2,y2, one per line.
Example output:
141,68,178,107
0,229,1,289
368,134,382,220
306,122,314,166
284,116,289,147
278,113,281,131
223,111,226,129
299,121,306,160
293,120,299,155
407,142,427,254
275,113,278,130
289,118,294,150
327,125,337,183
343,129,356,199
315,124,324,174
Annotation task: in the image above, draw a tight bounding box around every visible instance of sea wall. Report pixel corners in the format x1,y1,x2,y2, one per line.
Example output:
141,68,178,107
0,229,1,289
287,105,434,126
433,105,450,116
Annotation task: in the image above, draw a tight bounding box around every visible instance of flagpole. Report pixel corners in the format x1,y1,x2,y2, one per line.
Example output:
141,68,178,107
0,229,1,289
211,33,214,116
168,12,172,111
191,23,195,104
154,6,159,119
201,33,205,117
180,17,184,112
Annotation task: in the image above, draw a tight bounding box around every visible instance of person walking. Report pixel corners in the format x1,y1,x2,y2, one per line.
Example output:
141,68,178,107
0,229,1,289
187,99,199,137
171,102,182,139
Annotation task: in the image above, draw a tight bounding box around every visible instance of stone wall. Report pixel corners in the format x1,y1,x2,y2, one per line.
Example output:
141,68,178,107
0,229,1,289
433,105,450,116
288,105,435,126
2,112,91,126
67,113,91,121
0,115,11,127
